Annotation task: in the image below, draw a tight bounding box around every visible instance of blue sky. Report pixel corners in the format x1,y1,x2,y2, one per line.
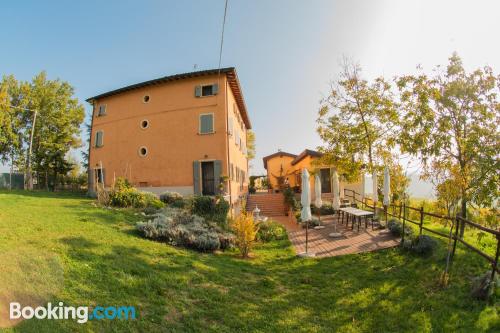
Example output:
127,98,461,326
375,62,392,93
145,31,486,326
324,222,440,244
2,0,500,197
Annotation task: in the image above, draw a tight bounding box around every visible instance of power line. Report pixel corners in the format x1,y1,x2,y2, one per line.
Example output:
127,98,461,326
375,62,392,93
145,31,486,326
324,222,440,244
217,0,229,74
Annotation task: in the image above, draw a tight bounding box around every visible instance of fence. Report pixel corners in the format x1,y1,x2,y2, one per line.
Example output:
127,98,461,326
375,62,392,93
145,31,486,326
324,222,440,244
343,188,500,283
0,173,24,189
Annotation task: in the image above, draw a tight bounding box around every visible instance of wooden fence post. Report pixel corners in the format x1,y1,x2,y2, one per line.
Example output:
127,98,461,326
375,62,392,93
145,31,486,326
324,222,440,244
419,206,424,236
402,201,406,244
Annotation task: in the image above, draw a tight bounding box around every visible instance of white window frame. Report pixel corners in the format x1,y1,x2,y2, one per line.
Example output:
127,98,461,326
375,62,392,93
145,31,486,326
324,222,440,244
97,104,107,117
199,113,215,135
201,84,216,97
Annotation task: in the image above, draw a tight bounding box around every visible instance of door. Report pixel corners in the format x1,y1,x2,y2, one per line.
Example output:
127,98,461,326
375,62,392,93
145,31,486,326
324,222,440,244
201,161,215,195
320,168,331,193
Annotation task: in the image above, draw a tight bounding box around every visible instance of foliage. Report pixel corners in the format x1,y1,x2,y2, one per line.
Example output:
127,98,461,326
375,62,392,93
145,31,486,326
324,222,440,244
256,220,287,242
159,191,186,208
387,218,413,237
435,178,461,218
109,179,164,209
246,130,256,161
406,235,438,256
301,218,321,228
317,58,398,180
0,72,85,188
191,195,230,227
137,208,234,252
282,187,298,212
311,204,335,215
230,212,259,258
470,270,499,300
397,53,500,235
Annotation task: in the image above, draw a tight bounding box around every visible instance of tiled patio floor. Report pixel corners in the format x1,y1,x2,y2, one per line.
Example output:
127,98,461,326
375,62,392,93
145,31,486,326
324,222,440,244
272,214,400,258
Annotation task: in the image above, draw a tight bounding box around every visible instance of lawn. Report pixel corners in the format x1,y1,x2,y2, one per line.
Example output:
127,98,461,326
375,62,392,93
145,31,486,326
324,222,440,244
0,191,498,332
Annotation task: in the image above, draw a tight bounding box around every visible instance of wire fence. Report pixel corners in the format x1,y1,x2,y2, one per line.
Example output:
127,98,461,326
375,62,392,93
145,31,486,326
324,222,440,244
343,188,500,283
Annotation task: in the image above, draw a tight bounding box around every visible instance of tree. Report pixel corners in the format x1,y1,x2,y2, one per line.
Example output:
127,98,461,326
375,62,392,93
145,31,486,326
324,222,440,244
397,53,500,235
26,72,85,189
317,59,398,181
0,76,24,166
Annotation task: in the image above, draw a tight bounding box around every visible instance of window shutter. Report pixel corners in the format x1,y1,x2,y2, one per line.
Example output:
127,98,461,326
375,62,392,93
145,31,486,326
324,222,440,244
95,131,103,147
214,160,222,194
212,84,219,95
193,161,201,195
200,114,214,134
101,168,106,185
195,85,202,97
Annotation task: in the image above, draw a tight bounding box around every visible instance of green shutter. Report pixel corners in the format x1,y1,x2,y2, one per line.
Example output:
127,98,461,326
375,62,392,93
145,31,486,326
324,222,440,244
193,161,201,195
214,160,222,194
200,114,213,134
212,84,219,95
195,85,202,97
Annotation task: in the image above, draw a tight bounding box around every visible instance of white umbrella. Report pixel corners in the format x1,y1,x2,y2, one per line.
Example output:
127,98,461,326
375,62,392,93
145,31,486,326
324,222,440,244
314,174,322,208
383,167,391,206
301,169,312,222
372,170,378,205
329,169,342,238
360,173,366,205
331,169,340,210
299,168,315,257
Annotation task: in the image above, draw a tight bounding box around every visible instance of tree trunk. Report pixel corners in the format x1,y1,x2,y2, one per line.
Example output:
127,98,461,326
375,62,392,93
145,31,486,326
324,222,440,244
459,198,467,238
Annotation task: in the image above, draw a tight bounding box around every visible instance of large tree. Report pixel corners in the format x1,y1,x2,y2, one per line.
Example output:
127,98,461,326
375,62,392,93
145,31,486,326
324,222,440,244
397,53,500,235
317,60,399,182
0,75,24,166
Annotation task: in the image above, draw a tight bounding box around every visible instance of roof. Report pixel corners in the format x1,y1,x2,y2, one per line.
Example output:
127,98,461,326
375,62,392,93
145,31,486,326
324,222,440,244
262,151,297,169
86,67,251,129
291,149,323,165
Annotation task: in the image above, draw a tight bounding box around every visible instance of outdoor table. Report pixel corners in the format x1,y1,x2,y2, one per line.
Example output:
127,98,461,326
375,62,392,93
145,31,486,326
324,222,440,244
339,207,374,231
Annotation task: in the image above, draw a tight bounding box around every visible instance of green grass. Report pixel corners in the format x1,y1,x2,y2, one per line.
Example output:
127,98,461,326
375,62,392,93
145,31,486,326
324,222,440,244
0,190,498,332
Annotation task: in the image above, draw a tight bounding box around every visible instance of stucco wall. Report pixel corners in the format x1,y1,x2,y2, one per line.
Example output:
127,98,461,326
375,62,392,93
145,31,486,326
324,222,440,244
89,74,235,190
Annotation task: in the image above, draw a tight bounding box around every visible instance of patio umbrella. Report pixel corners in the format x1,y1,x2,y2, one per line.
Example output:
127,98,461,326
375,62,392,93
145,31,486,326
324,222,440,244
314,173,324,224
329,168,342,238
383,167,391,206
372,170,378,205
298,168,315,257
360,173,366,206
301,169,312,222
314,174,322,209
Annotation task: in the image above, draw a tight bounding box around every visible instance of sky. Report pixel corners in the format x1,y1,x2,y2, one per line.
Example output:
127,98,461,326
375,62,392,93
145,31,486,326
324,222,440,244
1,0,500,198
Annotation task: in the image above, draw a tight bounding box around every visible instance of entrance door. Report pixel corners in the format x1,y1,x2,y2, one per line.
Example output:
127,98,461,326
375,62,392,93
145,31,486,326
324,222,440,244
320,168,331,193
201,161,215,195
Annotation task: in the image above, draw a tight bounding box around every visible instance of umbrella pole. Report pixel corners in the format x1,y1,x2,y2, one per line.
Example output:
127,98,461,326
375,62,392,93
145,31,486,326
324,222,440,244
305,220,309,253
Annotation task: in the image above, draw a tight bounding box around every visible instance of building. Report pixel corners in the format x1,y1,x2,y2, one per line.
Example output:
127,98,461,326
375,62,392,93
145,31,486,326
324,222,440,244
262,149,362,199
86,67,250,209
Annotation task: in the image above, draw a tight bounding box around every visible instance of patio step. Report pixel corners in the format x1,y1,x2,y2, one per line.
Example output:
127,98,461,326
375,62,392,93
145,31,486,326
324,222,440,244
246,194,286,217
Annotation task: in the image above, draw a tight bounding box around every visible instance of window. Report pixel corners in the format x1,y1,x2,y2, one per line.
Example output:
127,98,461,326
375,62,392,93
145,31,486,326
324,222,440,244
229,163,233,180
98,105,106,116
139,146,148,157
95,131,104,147
195,84,218,97
199,113,214,134
141,120,149,129
95,168,104,184
143,95,150,103
320,168,332,193
228,117,233,135
235,166,240,182
235,130,239,145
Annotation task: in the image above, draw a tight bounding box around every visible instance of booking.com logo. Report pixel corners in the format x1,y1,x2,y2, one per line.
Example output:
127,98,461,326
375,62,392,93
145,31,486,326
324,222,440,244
10,302,137,324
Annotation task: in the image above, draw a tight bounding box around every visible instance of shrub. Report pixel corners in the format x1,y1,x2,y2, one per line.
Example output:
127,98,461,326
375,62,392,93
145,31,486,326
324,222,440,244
301,218,321,228
114,177,132,191
387,218,413,237
249,186,256,194
231,212,259,258
109,183,164,209
256,220,287,242
159,191,185,207
191,195,230,227
283,187,298,213
136,208,234,252
471,270,499,300
311,204,335,215
410,235,438,256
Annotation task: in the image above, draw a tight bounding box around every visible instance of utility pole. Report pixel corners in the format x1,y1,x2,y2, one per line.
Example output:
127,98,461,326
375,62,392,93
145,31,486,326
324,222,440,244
26,109,37,190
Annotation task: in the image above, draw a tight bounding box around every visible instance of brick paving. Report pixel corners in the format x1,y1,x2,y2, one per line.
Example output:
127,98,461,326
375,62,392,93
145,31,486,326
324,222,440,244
272,214,400,257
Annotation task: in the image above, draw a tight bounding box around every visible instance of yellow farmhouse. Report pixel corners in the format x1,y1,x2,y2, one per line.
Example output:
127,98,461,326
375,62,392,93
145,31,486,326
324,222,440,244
87,68,250,211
